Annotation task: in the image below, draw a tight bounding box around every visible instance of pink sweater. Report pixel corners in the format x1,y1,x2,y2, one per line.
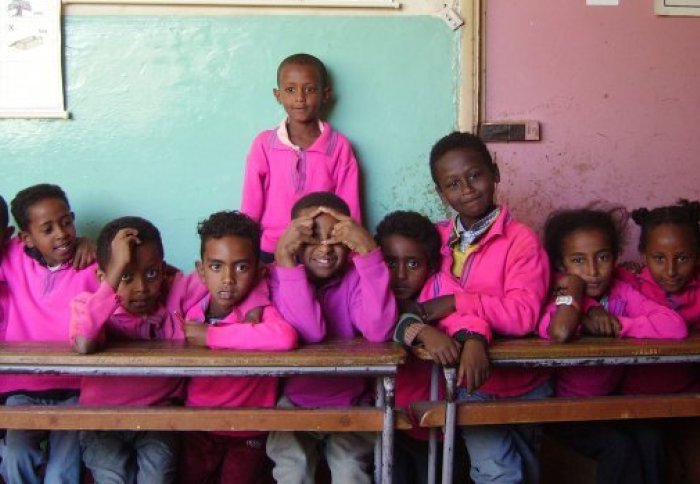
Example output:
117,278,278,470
70,273,207,406
270,248,397,407
435,207,551,397
618,267,698,394
185,279,297,417
241,121,362,253
0,238,100,394
539,277,687,397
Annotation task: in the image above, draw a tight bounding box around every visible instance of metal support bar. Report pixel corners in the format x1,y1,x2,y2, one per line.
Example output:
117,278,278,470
442,367,457,484
381,376,396,484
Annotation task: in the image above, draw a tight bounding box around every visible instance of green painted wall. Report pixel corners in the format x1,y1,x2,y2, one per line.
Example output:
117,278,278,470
1,15,458,270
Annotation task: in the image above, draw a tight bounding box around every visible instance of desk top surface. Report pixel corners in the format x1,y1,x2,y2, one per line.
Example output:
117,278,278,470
415,332,700,365
0,339,406,369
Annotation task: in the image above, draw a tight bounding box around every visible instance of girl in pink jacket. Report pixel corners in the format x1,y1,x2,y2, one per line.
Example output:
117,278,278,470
419,132,551,484
618,200,700,394
540,207,686,484
241,53,361,261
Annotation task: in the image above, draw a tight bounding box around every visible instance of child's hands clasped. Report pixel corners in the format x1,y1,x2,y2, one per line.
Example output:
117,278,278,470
582,306,620,337
458,338,490,394
554,274,586,301
416,326,461,366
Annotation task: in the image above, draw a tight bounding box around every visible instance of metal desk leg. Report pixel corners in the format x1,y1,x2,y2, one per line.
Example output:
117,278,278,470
428,363,440,484
375,378,385,484
381,375,396,484
442,367,457,484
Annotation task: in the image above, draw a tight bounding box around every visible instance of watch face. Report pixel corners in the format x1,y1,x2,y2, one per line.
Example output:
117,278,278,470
555,295,574,306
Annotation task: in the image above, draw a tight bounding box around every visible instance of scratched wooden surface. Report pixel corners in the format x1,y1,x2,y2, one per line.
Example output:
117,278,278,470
0,339,406,368
414,332,700,362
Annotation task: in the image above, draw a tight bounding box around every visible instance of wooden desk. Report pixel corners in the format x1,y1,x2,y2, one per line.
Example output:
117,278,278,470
0,339,406,484
414,333,700,484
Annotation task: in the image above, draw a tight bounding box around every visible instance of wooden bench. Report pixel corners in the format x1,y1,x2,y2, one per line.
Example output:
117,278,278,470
0,339,407,484
410,333,700,484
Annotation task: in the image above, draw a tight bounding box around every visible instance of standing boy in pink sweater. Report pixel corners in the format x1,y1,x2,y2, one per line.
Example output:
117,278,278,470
70,216,206,483
241,53,361,261
180,211,297,484
267,192,397,484
0,184,100,484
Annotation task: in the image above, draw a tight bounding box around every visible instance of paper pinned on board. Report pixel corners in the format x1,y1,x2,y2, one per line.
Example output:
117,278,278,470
0,0,67,118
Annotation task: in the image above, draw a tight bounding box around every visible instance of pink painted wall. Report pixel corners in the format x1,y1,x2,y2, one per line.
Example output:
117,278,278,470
484,1,700,259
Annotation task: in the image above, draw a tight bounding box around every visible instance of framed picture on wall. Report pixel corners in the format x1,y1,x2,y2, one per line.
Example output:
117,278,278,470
655,0,700,16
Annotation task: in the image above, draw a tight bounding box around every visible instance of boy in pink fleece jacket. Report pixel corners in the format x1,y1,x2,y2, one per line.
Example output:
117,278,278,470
416,132,551,484
0,184,100,484
241,53,361,261
180,210,297,484
267,192,397,484
539,207,686,484
70,216,207,483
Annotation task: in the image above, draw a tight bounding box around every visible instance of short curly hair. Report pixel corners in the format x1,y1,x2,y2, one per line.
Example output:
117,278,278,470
277,53,329,89
197,210,261,259
96,216,163,271
631,199,700,253
429,131,495,185
375,211,441,272
11,183,71,231
291,192,351,219
544,206,628,269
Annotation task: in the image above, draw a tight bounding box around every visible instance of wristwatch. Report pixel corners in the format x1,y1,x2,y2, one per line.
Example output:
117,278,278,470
555,295,580,311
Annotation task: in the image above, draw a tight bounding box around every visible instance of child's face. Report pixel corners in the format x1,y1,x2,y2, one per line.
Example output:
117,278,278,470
299,209,349,281
20,198,77,267
274,63,330,125
434,148,499,228
197,235,259,318
381,234,431,301
100,241,165,315
560,228,615,299
644,223,698,294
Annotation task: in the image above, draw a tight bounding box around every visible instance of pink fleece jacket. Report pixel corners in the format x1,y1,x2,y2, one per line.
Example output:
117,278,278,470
0,238,100,394
539,277,687,397
434,207,551,398
617,267,698,394
70,272,207,406
185,279,297,414
270,248,397,408
241,121,362,253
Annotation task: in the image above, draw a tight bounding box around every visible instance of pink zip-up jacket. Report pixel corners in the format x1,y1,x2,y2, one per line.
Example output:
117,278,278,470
539,277,687,397
241,121,362,253
70,272,207,406
435,207,551,398
617,267,698,394
270,248,397,407
185,279,297,436
0,238,100,394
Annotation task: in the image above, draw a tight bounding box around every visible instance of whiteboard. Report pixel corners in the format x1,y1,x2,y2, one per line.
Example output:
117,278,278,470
655,0,700,16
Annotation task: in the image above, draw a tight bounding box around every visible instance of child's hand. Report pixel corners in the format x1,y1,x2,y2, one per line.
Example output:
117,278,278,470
458,337,490,393
243,306,263,324
421,295,456,322
416,326,461,366
103,229,140,290
73,236,97,269
554,274,586,301
185,322,208,346
321,207,377,255
619,260,644,274
582,306,620,337
275,208,324,267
